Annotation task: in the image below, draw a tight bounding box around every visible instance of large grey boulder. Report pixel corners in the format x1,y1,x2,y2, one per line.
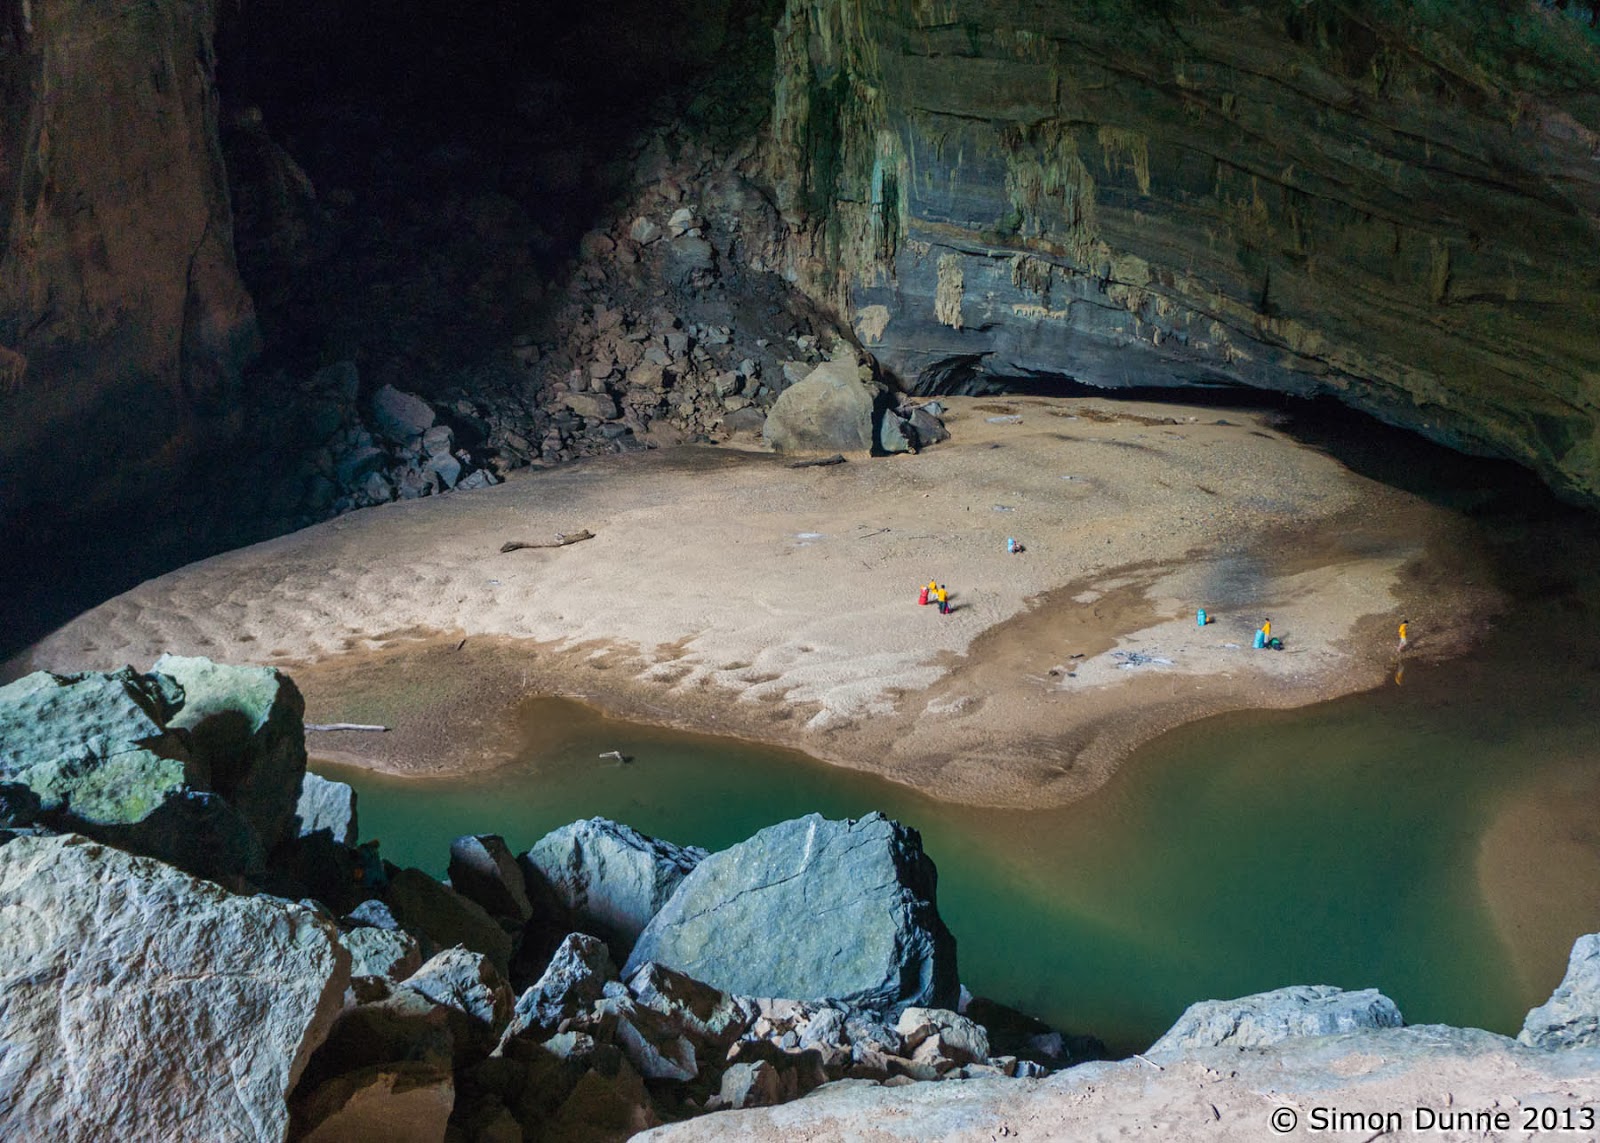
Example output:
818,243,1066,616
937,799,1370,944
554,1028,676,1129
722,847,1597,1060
0,833,348,1141
622,812,958,1011
522,817,707,962
1521,933,1600,1049
762,349,883,454
449,834,532,922
295,772,358,846
153,654,308,852
1148,985,1404,1053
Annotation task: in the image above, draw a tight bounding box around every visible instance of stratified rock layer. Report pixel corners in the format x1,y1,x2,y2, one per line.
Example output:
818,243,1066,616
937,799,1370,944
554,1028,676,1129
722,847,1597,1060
770,0,1600,502
0,833,347,1141
623,812,957,1011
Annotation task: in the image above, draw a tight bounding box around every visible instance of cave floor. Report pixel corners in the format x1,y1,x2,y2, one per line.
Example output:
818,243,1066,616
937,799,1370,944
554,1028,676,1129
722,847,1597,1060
9,395,1494,810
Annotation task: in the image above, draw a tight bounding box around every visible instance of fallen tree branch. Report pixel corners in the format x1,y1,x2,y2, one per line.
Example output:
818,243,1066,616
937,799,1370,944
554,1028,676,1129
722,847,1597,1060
787,454,845,468
500,529,595,553
305,723,390,733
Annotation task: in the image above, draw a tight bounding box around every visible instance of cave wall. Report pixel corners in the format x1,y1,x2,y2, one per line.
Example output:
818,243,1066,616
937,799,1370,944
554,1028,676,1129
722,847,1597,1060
0,0,257,536
768,0,1600,501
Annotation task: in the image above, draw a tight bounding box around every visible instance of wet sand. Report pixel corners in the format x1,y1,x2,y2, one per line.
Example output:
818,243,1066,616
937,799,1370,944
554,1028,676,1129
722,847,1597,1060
9,395,1495,808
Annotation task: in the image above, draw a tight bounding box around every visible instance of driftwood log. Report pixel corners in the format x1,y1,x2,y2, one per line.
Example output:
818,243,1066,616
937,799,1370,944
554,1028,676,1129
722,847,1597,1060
500,529,595,553
305,723,390,733
787,454,846,469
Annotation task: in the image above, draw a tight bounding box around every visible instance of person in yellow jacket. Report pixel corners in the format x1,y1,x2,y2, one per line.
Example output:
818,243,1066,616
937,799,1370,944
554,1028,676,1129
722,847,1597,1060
1398,620,1409,651
936,585,949,615
1262,617,1272,641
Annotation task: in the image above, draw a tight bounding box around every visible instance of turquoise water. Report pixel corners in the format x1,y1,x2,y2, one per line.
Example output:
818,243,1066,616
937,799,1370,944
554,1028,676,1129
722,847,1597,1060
315,416,1600,1057
316,612,1600,1055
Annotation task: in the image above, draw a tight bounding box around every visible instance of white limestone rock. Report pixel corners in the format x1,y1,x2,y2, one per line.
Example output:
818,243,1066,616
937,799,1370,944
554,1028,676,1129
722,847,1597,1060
0,833,348,1141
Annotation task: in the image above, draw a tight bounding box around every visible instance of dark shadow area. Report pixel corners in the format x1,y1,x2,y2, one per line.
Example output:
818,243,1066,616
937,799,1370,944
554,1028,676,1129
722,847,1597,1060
214,0,781,387
2,0,786,666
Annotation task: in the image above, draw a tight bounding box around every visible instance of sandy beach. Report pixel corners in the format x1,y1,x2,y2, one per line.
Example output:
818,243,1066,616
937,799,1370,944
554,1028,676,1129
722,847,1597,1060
7,395,1494,809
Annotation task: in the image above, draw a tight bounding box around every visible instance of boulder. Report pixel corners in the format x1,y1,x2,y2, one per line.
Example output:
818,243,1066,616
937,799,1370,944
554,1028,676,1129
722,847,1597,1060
296,1064,454,1143
877,410,915,454
627,962,751,1046
522,817,707,963
895,1007,990,1064
371,384,436,443
424,451,462,491
1149,985,1403,1053
714,1061,782,1111
629,216,663,245
762,349,883,454
295,772,358,846
403,947,516,1060
0,834,347,1141
342,926,422,983
0,667,195,824
348,898,404,930
383,868,514,973
907,405,950,446
421,424,455,457
1521,933,1600,1049
95,789,266,884
562,392,619,421
448,834,533,922
598,994,700,1081
0,667,265,879
336,446,388,489
623,812,959,1011
0,782,42,828
153,654,308,852
545,1061,659,1141
501,933,618,1043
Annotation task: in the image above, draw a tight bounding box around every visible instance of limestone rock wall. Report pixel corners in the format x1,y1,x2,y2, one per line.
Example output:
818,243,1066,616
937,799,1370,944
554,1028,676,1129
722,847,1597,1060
768,0,1600,501
0,0,257,532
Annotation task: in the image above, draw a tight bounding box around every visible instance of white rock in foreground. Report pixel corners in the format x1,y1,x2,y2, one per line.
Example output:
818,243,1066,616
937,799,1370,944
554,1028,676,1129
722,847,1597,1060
639,1026,1600,1141
1521,933,1600,1049
0,834,348,1141
1148,984,1402,1053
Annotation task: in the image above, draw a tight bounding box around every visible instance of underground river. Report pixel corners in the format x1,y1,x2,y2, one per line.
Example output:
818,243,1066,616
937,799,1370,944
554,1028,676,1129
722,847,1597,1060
310,408,1600,1057
317,600,1600,1057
